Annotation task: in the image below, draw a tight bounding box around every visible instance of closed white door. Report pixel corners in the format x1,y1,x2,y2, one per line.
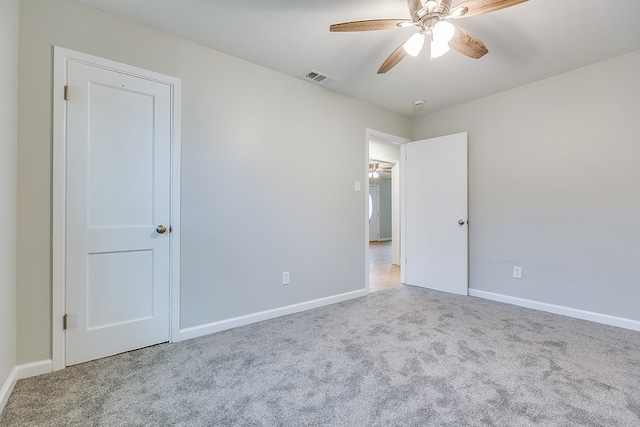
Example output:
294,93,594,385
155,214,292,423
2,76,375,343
65,60,172,366
402,133,468,295
369,185,380,241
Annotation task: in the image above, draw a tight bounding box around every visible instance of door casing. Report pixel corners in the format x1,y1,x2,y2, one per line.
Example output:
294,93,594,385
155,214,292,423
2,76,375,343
52,47,182,371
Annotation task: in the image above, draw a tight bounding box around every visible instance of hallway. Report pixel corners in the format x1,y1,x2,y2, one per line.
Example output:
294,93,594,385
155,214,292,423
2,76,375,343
369,241,400,292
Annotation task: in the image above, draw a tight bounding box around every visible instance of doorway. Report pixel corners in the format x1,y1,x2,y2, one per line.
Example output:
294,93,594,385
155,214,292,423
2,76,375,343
368,165,399,291
366,129,407,292
365,130,469,295
52,47,182,370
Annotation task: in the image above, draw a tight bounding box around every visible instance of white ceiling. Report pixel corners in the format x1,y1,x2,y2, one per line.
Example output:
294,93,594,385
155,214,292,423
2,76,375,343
74,0,640,117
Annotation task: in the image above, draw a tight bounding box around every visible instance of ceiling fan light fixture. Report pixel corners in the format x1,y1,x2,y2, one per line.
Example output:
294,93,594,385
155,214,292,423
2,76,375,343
431,39,450,59
330,0,527,73
433,20,455,43
369,162,380,179
449,5,468,18
425,0,439,13
404,32,425,57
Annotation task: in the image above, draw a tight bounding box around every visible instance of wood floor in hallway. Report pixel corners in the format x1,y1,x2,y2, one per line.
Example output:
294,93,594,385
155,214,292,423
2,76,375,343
369,240,401,292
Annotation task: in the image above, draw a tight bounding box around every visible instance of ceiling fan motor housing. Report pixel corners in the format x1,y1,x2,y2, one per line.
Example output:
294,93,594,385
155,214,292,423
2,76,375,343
410,0,453,22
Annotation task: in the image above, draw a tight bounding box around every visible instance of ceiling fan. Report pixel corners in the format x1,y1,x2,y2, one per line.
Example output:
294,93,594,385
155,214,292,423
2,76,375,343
330,0,527,73
369,162,393,178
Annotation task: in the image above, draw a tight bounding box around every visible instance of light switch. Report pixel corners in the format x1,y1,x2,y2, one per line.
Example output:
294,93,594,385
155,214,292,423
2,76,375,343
513,266,522,279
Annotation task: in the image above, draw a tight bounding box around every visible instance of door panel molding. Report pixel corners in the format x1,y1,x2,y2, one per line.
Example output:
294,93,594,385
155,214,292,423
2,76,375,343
52,47,182,371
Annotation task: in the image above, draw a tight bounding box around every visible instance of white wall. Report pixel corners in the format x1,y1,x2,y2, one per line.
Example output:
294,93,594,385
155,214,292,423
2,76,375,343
0,0,19,410
412,50,640,321
17,0,411,363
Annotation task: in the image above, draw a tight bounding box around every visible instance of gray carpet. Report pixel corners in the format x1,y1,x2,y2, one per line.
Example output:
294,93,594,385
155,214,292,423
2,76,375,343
2,285,639,426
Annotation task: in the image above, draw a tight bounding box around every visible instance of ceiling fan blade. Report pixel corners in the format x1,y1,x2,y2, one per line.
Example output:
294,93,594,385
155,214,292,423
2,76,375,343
330,19,410,32
449,27,488,59
377,42,409,74
452,0,527,19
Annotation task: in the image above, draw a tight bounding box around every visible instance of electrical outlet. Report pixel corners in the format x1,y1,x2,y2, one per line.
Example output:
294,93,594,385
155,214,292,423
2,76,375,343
513,266,522,279
282,271,290,285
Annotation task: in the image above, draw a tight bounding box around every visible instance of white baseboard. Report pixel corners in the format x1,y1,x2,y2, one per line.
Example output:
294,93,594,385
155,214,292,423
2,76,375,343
0,360,52,413
0,368,15,414
469,289,640,332
176,288,369,342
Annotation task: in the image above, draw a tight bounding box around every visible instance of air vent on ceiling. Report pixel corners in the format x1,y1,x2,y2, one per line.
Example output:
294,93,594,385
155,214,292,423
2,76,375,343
301,70,336,86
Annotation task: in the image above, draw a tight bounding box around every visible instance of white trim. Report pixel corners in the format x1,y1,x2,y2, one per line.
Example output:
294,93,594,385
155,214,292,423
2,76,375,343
13,360,52,380
0,360,53,412
469,289,640,332
0,368,16,413
52,47,67,372
377,238,392,242
370,155,399,165
367,129,410,146
175,289,368,342
400,143,406,284
169,65,182,346
364,132,371,291
52,47,181,371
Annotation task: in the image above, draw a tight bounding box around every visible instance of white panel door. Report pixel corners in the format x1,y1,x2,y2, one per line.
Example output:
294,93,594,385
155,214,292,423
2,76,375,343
369,185,380,241
65,60,171,366
403,133,468,295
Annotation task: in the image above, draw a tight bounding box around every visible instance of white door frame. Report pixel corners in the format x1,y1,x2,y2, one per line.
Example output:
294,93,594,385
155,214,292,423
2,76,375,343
364,129,409,291
52,47,182,371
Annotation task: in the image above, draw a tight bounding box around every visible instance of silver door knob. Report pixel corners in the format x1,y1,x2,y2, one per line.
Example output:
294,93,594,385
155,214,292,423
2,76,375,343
156,225,167,234
458,219,466,226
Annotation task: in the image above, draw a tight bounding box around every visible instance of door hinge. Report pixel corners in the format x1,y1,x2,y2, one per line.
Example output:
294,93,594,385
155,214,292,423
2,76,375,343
63,313,68,330
64,85,69,101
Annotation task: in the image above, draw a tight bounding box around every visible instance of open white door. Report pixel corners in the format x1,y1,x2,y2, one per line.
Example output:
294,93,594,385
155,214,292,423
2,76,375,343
401,133,468,295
